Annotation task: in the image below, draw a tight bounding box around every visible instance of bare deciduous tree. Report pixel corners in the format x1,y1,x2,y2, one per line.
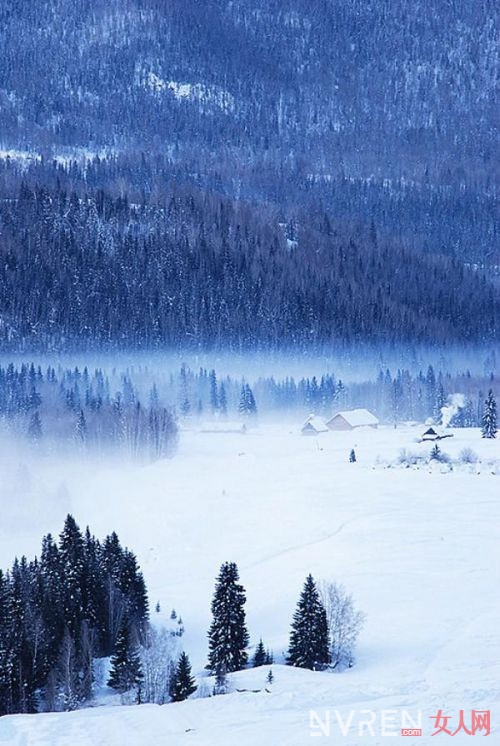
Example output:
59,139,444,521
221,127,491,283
319,582,365,671
139,626,178,705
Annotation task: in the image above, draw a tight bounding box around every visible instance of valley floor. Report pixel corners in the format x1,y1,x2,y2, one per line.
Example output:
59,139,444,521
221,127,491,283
1,424,499,744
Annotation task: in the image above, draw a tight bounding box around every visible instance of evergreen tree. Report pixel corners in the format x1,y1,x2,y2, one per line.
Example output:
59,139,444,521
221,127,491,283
266,669,274,685
430,443,441,461
434,381,446,424
179,364,191,417
107,621,143,696
0,569,14,716
349,449,356,463
170,652,197,702
39,533,65,668
481,390,497,438
117,549,149,640
209,370,219,413
28,411,42,441
58,515,85,638
287,575,330,670
219,382,228,416
207,562,249,674
75,410,87,444
252,638,266,667
238,384,257,418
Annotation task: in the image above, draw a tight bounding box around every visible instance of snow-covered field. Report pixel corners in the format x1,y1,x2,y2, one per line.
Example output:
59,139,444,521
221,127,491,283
1,424,499,744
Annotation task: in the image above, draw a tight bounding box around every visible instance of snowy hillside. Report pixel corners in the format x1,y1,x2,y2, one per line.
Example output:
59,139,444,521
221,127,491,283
1,424,499,744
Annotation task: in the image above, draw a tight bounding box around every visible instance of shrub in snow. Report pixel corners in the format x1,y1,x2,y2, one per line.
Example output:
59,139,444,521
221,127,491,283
320,582,365,671
195,681,211,699
429,444,450,463
458,447,479,465
397,448,425,466
212,667,230,696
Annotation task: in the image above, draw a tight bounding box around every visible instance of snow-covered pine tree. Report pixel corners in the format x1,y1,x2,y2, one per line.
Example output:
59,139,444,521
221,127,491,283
58,515,85,638
39,533,64,665
107,621,143,697
170,652,197,702
219,382,228,416
430,443,441,461
252,638,266,667
81,527,106,655
207,562,249,673
0,569,14,716
238,384,248,416
287,574,330,670
75,410,87,444
481,389,497,438
117,549,149,640
209,370,219,413
238,383,257,418
245,384,257,416
28,411,42,441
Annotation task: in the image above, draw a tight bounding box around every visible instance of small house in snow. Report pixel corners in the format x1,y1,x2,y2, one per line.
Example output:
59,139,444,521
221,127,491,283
421,426,453,441
421,426,440,441
301,414,329,436
326,408,379,431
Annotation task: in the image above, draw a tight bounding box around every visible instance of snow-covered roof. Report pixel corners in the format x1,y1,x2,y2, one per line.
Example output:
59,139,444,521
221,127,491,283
301,414,329,433
422,426,439,436
328,408,379,427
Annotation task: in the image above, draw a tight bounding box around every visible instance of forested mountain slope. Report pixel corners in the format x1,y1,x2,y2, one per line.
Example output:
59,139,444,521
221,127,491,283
0,175,497,350
0,0,498,348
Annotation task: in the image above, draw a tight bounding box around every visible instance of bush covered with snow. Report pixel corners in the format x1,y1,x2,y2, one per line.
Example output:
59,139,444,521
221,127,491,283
458,447,479,464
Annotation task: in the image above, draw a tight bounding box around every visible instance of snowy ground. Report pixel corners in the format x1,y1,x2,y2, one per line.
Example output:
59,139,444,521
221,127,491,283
1,423,499,744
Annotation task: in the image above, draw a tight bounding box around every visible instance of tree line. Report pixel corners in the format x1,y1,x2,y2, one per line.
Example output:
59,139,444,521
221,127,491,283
1,361,496,455
0,362,178,460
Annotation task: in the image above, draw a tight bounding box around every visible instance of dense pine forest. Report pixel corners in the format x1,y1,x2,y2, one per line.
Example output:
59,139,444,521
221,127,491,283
0,165,498,350
0,360,496,455
0,1,498,351
0,516,149,714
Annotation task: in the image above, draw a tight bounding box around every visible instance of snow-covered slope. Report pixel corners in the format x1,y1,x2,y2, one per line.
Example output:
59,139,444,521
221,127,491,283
1,424,499,744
